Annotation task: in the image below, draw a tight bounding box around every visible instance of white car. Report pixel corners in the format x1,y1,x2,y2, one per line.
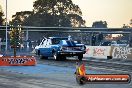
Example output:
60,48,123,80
111,41,129,47
100,41,129,47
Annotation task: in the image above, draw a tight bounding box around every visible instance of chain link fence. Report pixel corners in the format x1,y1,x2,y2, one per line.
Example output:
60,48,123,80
0,27,131,54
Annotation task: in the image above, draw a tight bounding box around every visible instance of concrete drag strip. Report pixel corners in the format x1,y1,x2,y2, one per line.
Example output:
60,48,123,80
0,64,106,76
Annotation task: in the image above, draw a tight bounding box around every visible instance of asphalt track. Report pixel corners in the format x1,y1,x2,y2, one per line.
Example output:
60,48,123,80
0,53,132,88
0,62,132,88
0,64,105,76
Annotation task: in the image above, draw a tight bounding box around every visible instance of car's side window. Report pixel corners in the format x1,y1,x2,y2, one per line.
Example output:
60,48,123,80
40,39,44,45
47,39,52,45
52,39,60,44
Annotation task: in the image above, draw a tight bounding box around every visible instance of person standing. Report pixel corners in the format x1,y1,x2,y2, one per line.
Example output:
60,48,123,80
98,32,103,45
0,38,1,51
92,34,96,46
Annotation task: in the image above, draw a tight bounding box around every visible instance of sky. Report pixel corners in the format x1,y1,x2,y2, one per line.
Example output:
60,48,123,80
0,0,132,28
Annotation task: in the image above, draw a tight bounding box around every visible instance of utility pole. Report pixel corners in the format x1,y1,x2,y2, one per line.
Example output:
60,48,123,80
5,0,8,51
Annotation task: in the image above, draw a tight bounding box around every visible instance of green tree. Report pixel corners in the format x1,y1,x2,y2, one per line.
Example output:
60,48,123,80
24,0,85,27
92,21,107,28
10,11,32,25
0,5,4,25
9,27,22,57
0,5,5,39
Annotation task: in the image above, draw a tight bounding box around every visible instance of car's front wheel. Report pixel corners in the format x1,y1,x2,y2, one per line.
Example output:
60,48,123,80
60,55,66,61
53,52,60,61
40,56,48,59
78,54,83,61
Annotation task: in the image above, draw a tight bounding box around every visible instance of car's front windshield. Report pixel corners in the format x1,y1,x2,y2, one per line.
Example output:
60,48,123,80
61,40,76,46
52,38,68,44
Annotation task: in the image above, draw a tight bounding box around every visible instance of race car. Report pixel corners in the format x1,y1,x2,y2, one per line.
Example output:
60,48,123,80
100,41,129,47
35,37,86,61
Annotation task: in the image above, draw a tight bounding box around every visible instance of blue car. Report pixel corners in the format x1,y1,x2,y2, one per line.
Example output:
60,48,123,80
35,37,86,61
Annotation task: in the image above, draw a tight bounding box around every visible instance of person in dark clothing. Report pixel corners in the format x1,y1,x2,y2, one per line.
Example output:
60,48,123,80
98,32,103,45
92,34,96,46
130,38,132,47
37,39,41,45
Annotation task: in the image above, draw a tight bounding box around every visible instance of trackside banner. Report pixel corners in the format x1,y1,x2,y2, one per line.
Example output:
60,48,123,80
85,46,132,60
85,46,111,59
0,56,36,66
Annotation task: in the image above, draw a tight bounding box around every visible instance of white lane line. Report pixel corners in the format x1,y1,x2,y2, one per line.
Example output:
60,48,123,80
86,66,132,73
83,58,132,66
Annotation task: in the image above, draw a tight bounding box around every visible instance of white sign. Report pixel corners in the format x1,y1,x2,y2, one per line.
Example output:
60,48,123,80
85,46,111,59
112,47,132,59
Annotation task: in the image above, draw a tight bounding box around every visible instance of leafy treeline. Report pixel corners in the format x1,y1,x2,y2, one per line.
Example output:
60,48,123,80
0,5,4,25
92,21,107,28
10,0,85,27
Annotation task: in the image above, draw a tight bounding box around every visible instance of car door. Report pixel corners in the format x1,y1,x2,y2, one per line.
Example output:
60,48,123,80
39,39,52,56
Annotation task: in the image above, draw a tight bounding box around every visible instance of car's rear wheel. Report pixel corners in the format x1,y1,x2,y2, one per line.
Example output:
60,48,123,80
37,50,40,55
78,54,83,61
37,50,48,59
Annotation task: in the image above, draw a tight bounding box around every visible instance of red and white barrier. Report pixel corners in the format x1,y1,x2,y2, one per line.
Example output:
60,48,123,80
85,46,132,60
85,46,111,59
0,56,36,66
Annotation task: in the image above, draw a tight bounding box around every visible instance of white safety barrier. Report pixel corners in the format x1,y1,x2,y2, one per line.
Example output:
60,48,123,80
112,46,132,60
85,46,112,59
85,46,132,60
